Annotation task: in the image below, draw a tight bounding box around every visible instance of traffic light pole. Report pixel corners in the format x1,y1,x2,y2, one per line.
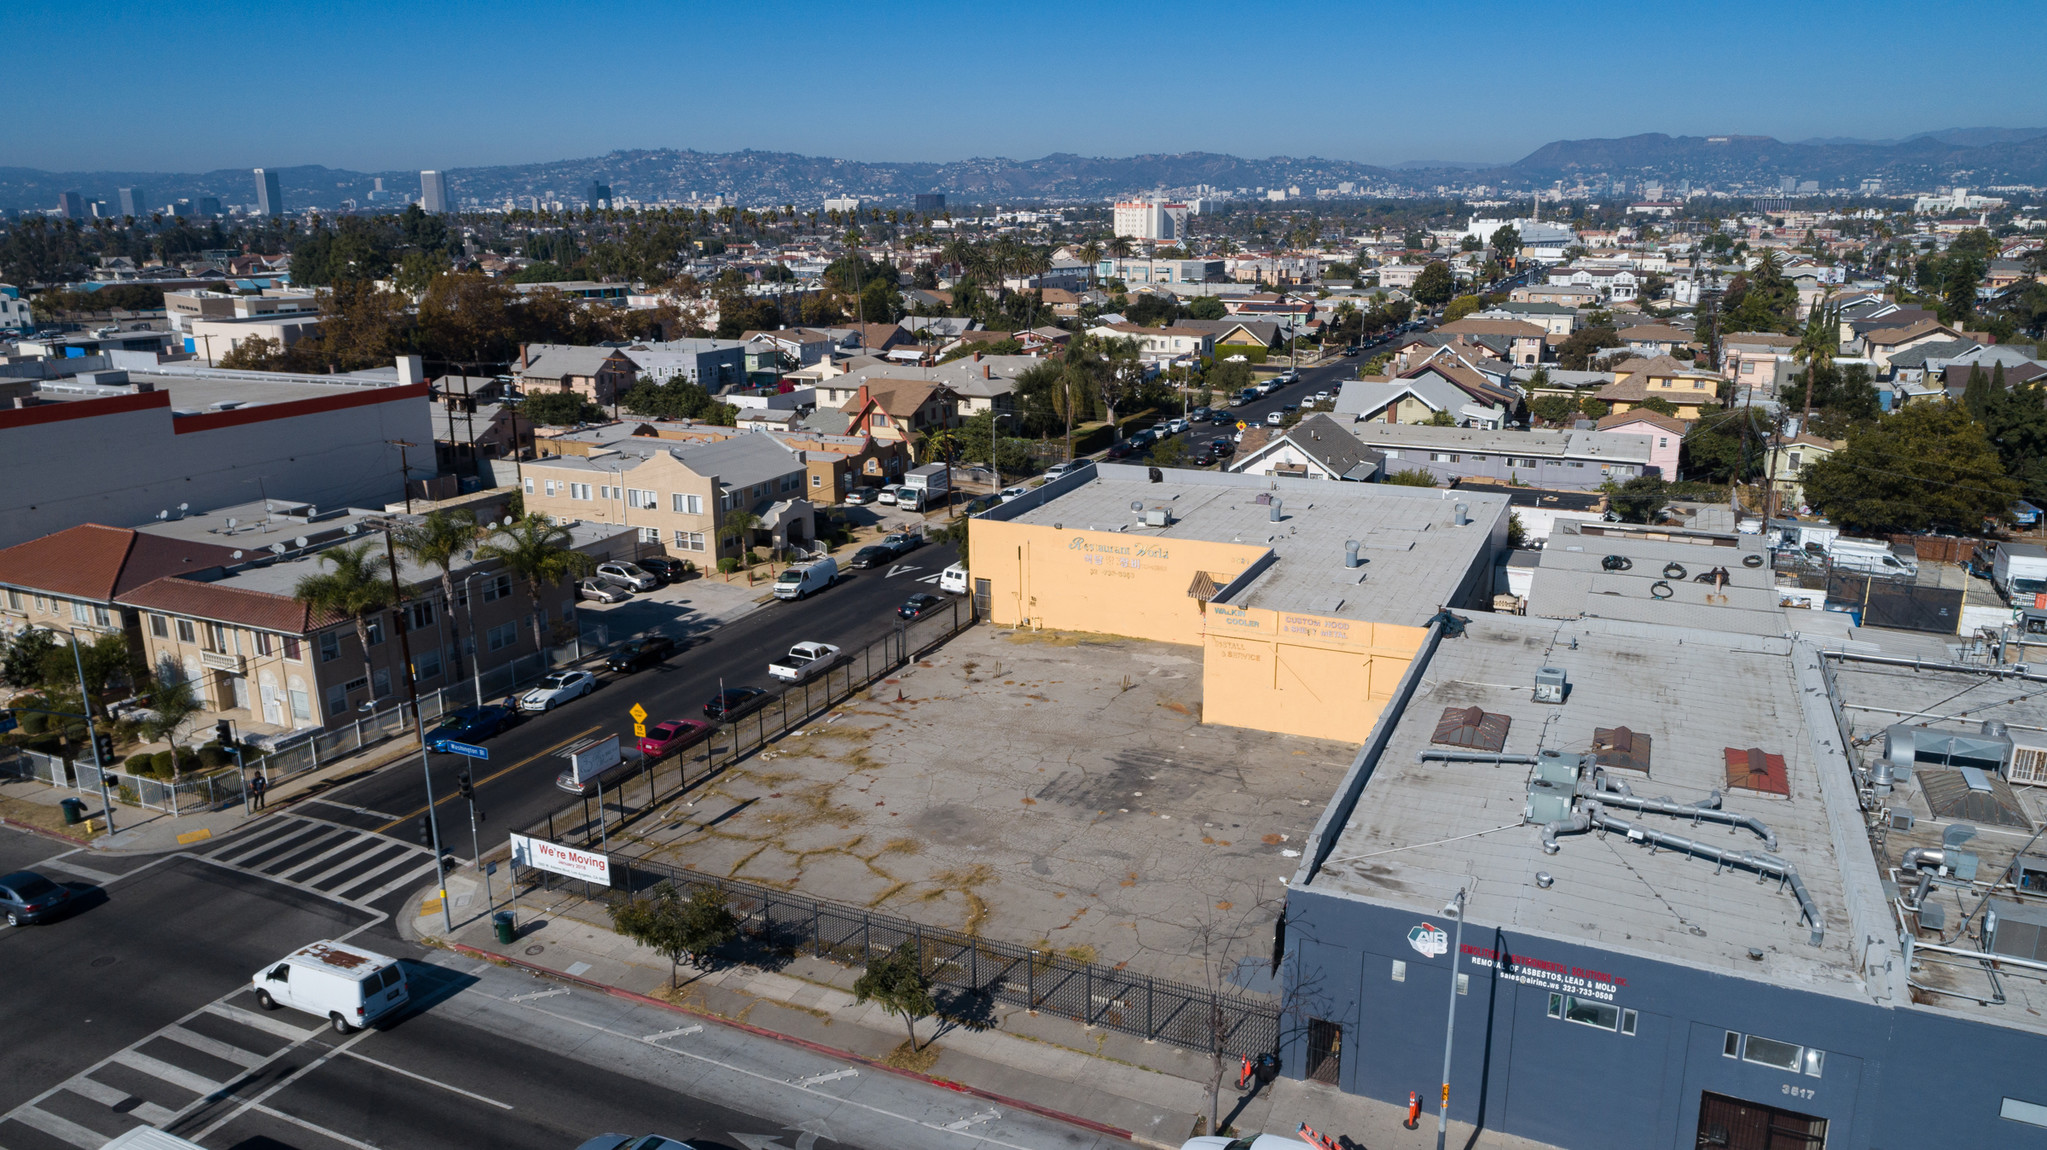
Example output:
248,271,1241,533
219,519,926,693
381,526,453,936
218,719,250,817
458,765,493,913
69,640,116,839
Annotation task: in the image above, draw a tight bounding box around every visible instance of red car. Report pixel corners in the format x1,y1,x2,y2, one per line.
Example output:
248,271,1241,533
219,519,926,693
639,719,712,759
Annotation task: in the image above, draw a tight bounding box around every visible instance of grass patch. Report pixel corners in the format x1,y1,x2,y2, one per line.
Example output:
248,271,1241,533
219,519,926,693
882,1039,941,1074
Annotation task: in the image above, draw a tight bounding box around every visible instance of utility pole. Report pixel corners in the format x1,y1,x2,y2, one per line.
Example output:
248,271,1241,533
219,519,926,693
380,525,453,933
1436,887,1468,1150
389,439,418,514
69,639,116,838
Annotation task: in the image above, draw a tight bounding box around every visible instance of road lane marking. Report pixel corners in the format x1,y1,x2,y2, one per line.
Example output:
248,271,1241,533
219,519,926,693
509,988,569,1002
644,1025,704,1041
250,1102,388,1150
185,1026,377,1143
8,1103,111,1149
163,1024,269,1069
376,724,601,831
305,798,408,821
206,1003,321,1042
35,852,119,885
337,1050,514,1110
111,1049,222,1095
942,1111,1000,1131
350,860,443,904
63,1077,177,1125
796,1068,857,1086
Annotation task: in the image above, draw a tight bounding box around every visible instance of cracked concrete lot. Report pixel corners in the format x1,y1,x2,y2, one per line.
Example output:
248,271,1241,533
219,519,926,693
634,625,1357,986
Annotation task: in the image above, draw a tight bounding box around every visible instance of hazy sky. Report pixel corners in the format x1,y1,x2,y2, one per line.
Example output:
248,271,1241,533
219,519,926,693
10,0,2044,173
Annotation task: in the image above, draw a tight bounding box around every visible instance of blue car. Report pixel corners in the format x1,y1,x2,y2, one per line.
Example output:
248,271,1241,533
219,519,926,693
427,704,516,753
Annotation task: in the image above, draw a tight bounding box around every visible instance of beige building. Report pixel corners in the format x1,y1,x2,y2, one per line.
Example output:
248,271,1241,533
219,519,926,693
520,434,817,559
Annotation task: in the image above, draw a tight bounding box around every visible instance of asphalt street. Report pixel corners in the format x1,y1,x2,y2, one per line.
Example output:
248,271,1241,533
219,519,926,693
0,824,1129,1150
295,539,962,855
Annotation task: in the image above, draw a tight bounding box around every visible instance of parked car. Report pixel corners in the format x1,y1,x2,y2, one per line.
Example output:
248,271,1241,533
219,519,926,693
1042,462,1077,481
884,531,924,554
596,561,659,592
577,578,630,604
962,493,1001,514
1000,486,1030,502
1104,441,1136,460
773,556,838,600
517,670,597,712
1165,417,1189,434
0,871,72,927
1343,345,1360,356
427,704,516,752
1265,411,1285,426
1188,406,1214,421
1313,390,1332,403
844,487,880,506
1281,403,1298,414
1210,437,1236,457
1278,368,1300,384
703,686,770,721
252,940,408,1034
1191,448,1217,467
606,635,676,673
576,1136,696,1150
875,487,898,505
768,641,842,682
897,592,944,620
638,718,712,760
939,563,970,594
636,556,688,583
849,544,895,570
1210,411,1234,425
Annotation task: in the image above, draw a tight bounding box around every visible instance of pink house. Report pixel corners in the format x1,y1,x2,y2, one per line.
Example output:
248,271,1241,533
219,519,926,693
1595,409,1688,480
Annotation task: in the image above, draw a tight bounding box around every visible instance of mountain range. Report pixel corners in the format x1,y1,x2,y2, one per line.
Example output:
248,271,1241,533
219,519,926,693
5,128,2046,214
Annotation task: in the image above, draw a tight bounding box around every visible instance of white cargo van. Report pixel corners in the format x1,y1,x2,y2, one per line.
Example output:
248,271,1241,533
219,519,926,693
939,563,969,595
774,556,838,600
1829,537,1918,578
253,940,409,1033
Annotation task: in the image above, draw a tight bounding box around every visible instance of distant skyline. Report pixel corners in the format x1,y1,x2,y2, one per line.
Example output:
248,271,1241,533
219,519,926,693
8,0,2045,173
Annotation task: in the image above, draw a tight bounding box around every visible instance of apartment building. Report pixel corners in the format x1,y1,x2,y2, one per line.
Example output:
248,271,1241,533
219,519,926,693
1595,356,1726,419
1085,322,1215,363
515,343,637,407
519,434,817,558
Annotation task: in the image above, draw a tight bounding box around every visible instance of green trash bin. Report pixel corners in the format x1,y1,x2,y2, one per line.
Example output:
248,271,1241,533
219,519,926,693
59,798,86,825
493,912,516,944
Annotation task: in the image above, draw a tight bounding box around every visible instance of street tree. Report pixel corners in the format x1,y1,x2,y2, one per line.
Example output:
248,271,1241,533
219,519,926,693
1489,224,1522,264
608,882,739,988
292,540,395,702
1801,403,2019,534
1411,262,1454,308
474,517,594,651
395,509,480,679
853,942,937,1052
139,658,204,775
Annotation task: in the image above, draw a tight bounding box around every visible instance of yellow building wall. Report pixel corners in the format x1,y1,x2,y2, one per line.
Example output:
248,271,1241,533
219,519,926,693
968,518,1430,743
1202,604,1426,743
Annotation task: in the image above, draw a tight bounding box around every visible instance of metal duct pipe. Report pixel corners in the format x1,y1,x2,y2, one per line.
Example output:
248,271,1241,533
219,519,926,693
1453,502,1469,526
1345,539,1362,568
1540,809,1593,854
1901,847,1946,874
1590,810,1824,945
1820,649,2047,684
1914,937,2047,977
1590,786,1776,849
1417,750,1542,765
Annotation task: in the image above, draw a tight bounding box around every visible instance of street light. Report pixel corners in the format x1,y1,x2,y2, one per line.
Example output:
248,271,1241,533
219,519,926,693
1436,888,1468,1150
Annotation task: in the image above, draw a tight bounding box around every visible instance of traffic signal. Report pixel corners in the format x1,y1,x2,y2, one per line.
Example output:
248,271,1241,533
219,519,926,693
416,818,433,845
215,720,233,745
93,731,114,765
457,773,474,801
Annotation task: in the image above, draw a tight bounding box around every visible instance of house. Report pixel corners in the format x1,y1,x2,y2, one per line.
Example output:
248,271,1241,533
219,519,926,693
1475,301,1578,337
1375,262,1431,289
1335,362,1518,430
1765,433,1842,512
1547,264,1640,302
1096,257,1224,285
515,343,637,407
1615,323,1694,358
1180,319,1284,360
1595,356,1724,419
1592,408,1687,480
814,355,1034,418
1509,282,1600,307
1432,318,1549,366
1086,322,1215,363
1858,319,1975,370
617,338,748,390
560,420,914,504
839,380,961,440
519,434,817,558
1343,422,1654,490
432,401,532,473
1720,332,1800,391
1225,414,1383,481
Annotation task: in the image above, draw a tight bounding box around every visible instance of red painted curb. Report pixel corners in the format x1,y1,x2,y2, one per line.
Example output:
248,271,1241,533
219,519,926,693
448,942,1143,1143
0,816,91,846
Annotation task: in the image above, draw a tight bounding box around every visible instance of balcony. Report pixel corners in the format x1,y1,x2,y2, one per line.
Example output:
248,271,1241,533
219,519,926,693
200,650,245,673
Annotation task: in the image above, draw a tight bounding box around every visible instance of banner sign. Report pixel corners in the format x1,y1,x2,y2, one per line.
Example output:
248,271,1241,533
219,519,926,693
508,832,610,884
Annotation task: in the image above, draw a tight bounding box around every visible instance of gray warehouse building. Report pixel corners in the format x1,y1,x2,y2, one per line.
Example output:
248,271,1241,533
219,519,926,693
1278,521,2047,1149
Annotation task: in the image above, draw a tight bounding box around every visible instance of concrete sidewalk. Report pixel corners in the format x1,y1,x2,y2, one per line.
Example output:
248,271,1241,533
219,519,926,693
406,873,1560,1150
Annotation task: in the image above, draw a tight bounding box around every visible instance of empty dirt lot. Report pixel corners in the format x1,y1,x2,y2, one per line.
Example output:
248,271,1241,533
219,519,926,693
633,625,1359,986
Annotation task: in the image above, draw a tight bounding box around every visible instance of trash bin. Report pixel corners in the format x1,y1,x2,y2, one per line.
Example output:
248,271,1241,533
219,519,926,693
1253,1053,1281,1085
493,912,516,944
59,798,86,825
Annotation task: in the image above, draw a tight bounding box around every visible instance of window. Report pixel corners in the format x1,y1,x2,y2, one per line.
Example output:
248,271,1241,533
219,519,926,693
207,621,226,651
416,649,442,681
4,589,19,611
1725,1031,1821,1076
544,479,561,496
34,595,47,613
674,531,706,552
486,621,517,652
289,684,311,721
1429,452,1461,463
73,601,90,623
372,668,392,698
639,526,660,544
365,618,384,646
319,631,340,662
780,474,801,492
150,614,169,638
812,474,823,487
326,684,349,717
1391,959,1406,982
177,619,197,643
1563,996,1621,1031
1658,437,1669,448
410,601,435,629
284,636,302,661
673,492,703,514
481,574,513,603
625,488,657,509
523,477,535,494
570,483,592,501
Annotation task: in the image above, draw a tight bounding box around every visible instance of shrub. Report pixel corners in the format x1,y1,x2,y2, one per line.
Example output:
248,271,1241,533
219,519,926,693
717,557,740,574
198,744,231,769
17,708,48,735
124,752,154,772
174,747,200,775
150,750,176,778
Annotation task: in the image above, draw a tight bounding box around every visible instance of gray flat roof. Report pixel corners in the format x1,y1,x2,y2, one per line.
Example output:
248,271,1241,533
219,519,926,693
1006,462,1505,627
1339,420,1655,464
1307,612,1861,996
1528,520,1790,634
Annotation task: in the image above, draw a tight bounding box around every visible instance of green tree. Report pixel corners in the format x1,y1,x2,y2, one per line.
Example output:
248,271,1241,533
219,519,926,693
853,942,937,1052
1606,476,1669,523
474,517,594,652
1151,436,1189,466
519,392,606,426
1,627,61,692
1529,394,1579,425
1557,326,1621,370
1978,380,2047,506
1442,294,1483,323
292,540,395,704
139,658,204,775
1384,468,1440,487
1490,225,1522,264
1801,404,2020,534
1207,359,1255,396
1681,408,1769,484
1639,396,1679,417
395,510,480,679
1424,409,1458,426
1187,296,1228,320
720,509,761,569
608,882,738,988
1411,262,1454,307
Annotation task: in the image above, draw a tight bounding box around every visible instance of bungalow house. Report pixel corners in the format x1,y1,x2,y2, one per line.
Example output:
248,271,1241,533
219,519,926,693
1226,414,1383,481
1509,283,1601,308
1475,301,1577,337
1858,319,1976,370
1720,332,1800,391
1614,323,1694,358
1336,361,1519,429
515,344,637,407
1085,322,1214,364
1180,318,1284,361
840,380,961,441
1432,317,1549,366
1593,408,1687,480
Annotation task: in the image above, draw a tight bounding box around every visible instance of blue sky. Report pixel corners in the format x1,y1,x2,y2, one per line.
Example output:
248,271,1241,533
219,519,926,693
9,0,2044,173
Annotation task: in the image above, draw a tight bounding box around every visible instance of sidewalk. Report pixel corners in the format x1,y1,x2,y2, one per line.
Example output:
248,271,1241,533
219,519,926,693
0,734,427,854
407,873,1560,1150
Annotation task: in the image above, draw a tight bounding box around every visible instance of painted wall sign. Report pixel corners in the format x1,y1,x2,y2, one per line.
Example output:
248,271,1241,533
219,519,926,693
1408,922,1449,957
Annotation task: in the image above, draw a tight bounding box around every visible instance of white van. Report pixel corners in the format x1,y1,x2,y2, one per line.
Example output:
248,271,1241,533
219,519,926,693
253,940,409,1033
774,556,838,600
1829,537,1918,578
939,563,969,595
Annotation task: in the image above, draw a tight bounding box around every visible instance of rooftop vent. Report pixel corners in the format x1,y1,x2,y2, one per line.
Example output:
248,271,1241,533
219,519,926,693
1723,747,1790,796
1533,666,1567,704
1591,726,1652,775
1344,540,1362,568
1431,706,1510,752
1919,768,2033,829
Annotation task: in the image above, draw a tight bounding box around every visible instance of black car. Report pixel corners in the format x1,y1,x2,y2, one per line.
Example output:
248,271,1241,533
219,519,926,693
1191,448,1217,467
1210,437,1236,456
703,686,770,721
1210,411,1234,425
898,592,944,620
606,635,676,673
849,544,895,569
962,493,1001,514
637,556,686,583
1343,346,1359,356
0,871,72,926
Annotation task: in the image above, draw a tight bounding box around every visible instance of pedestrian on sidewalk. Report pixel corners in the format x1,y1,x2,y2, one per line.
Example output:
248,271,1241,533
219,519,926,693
249,772,268,811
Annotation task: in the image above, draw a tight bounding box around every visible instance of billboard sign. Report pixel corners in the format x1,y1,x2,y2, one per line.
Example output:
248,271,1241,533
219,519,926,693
508,832,610,884
567,734,622,787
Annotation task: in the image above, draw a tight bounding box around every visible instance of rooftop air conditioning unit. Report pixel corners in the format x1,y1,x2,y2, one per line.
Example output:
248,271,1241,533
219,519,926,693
1534,666,1567,704
1144,507,1171,528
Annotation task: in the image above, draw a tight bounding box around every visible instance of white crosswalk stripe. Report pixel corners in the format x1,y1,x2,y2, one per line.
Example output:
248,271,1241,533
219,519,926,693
198,816,443,907
0,984,321,1150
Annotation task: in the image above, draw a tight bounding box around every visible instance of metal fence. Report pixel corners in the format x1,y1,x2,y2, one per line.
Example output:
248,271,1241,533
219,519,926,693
513,593,1282,1060
1,748,246,815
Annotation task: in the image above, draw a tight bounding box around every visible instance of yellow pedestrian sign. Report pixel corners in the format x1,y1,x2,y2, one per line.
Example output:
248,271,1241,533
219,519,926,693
633,723,647,738
629,703,647,723
1236,420,1247,431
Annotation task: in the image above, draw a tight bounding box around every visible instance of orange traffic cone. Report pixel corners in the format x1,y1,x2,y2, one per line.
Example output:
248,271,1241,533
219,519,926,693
1237,1056,1254,1090
1405,1091,1422,1129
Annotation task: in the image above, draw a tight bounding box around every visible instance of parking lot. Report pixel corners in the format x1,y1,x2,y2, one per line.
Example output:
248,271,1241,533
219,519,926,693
632,625,1360,986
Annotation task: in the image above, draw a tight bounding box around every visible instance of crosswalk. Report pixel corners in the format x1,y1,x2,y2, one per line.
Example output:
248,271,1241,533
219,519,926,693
198,815,445,909
0,991,323,1150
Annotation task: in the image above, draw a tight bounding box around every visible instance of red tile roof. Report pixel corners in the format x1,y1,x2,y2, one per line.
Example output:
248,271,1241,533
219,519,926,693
116,574,347,634
0,525,243,602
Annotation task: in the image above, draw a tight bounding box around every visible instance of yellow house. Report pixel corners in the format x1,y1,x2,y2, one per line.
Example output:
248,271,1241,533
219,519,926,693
1595,355,1724,419
967,465,1506,743
1765,433,1842,513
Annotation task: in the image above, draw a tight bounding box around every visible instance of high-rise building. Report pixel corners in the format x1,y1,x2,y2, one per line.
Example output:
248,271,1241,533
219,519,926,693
587,180,612,210
913,193,946,212
117,187,144,218
55,191,85,219
420,170,448,213
1112,199,1189,242
197,197,222,217
254,168,284,217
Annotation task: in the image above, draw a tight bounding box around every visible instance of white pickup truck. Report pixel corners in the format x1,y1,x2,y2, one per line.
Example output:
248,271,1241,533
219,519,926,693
769,641,842,682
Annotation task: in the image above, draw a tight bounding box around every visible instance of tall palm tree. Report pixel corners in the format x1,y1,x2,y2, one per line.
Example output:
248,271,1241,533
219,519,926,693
292,540,395,706
394,509,480,678
474,517,594,654
1106,235,1133,260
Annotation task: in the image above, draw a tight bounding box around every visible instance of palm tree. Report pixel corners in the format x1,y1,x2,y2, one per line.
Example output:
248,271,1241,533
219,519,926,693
1106,235,1133,260
719,509,761,575
292,540,395,707
1075,238,1103,285
394,509,480,678
474,517,594,654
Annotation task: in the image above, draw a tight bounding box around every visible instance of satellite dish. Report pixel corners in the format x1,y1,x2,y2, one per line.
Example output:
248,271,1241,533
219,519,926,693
231,550,243,559
225,517,238,529
156,510,168,520
294,536,309,548
269,543,286,554
343,525,358,535
178,503,189,512
502,516,513,526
